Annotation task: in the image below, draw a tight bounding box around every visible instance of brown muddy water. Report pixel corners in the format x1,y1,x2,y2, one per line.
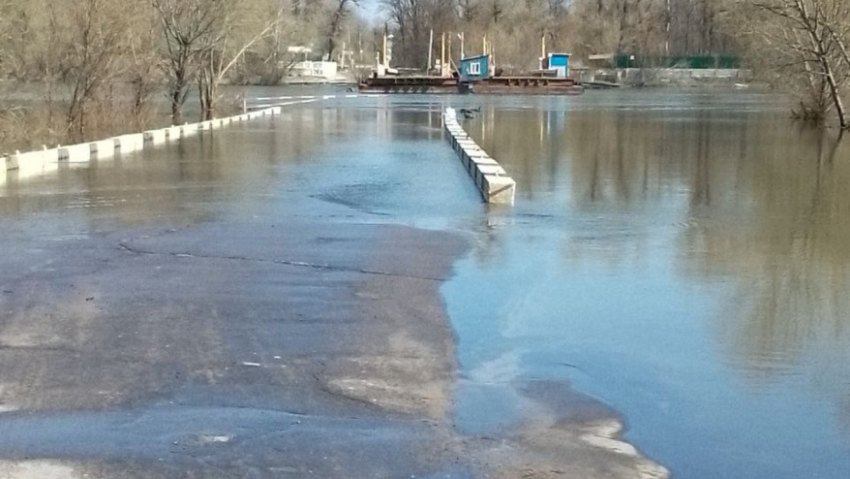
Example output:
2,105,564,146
0,89,849,478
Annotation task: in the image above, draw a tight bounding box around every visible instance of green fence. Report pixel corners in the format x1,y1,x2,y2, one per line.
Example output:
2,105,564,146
613,55,740,69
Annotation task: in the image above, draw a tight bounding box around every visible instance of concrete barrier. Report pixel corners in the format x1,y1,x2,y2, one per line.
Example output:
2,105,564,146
3,97,319,187
164,126,182,139
180,124,198,138
443,108,516,205
16,150,57,180
58,144,91,163
90,140,116,159
143,129,167,145
114,134,145,153
6,153,20,171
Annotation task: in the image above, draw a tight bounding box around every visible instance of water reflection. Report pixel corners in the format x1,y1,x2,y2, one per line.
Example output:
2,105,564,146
460,93,850,477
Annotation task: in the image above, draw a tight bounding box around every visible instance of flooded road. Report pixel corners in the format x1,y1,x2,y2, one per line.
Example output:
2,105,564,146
0,90,849,478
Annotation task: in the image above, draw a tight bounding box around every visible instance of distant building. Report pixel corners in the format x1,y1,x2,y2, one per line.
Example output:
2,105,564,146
459,55,490,82
289,61,338,81
540,53,570,78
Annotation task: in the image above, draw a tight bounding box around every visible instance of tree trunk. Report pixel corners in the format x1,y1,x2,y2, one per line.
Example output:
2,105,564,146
171,88,183,125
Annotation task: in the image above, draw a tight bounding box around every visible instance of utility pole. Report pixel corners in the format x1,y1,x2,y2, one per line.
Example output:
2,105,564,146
428,29,434,73
441,33,446,76
542,33,546,59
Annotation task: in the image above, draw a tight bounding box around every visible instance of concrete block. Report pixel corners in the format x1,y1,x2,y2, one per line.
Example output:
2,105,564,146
16,151,55,180
180,124,198,138
482,175,516,205
463,152,498,175
476,164,508,177
143,129,166,145
6,153,20,171
58,144,91,162
90,140,115,159
115,134,145,153
469,154,500,166
164,126,182,139
457,141,479,154
443,107,516,205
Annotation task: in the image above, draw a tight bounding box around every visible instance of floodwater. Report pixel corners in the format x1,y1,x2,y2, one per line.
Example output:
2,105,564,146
1,90,849,478
447,92,850,479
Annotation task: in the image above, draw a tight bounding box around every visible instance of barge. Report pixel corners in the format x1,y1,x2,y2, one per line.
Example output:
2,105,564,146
359,45,584,95
358,75,461,94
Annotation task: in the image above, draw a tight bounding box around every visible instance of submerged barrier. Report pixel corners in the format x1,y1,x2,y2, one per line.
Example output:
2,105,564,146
443,108,516,205
1,104,291,187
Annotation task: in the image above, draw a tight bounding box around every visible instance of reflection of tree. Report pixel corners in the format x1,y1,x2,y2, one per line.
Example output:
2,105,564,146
678,125,850,430
471,100,850,429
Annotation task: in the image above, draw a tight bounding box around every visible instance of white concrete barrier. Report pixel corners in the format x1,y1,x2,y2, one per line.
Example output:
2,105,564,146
6,153,20,171
164,126,182,139
114,134,145,153
90,140,116,159
180,124,198,138
58,144,91,163
143,129,167,145
16,150,57,180
3,97,320,187
443,108,516,205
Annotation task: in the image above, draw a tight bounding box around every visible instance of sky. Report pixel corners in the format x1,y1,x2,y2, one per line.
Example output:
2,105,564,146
359,0,381,20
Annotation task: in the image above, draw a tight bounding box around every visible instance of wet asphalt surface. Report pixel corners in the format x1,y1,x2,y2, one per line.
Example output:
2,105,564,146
0,98,667,479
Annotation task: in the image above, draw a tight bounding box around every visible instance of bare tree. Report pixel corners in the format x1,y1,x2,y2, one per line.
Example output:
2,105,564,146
150,0,228,125
746,0,850,128
197,12,280,120
327,0,360,60
60,0,126,141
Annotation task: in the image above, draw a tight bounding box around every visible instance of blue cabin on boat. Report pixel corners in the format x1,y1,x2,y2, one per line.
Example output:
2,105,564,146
541,53,570,78
459,55,490,82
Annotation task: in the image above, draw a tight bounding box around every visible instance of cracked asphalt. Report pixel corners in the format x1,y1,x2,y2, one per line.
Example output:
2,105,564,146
0,218,468,478
0,99,667,479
